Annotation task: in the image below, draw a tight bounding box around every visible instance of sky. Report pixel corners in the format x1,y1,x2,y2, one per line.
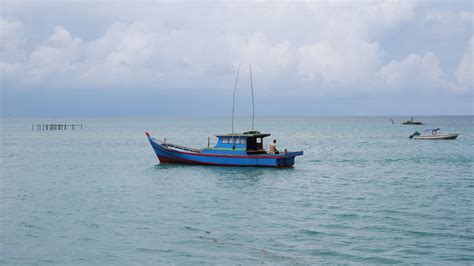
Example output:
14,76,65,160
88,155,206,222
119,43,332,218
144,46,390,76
0,0,473,117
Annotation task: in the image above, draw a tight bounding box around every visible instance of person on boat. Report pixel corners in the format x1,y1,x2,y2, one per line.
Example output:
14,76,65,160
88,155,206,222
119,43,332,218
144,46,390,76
269,140,279,154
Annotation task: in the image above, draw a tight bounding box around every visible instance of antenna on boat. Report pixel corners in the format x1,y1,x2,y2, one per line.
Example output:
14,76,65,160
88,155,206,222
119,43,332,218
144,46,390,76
250,64,255,131
231,63,241,142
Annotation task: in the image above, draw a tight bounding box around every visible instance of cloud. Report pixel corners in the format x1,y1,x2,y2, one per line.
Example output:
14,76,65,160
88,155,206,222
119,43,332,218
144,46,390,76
301,1,416,41
81,22,161,87
0,17,26,88
0,16,26,62
376,40,474,95
423,9,474,41
298,39,384,88
425,9,474,25
227,32,294,80
0,1,472,98
453,36,474,94
377,52,446,91
28,26,83,79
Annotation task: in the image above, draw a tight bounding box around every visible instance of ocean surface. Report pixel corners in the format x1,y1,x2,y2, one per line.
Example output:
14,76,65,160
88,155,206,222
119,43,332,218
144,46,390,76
1,116,473,264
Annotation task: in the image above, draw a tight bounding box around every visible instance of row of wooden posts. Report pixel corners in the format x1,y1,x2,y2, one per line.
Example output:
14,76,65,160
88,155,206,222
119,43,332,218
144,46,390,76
32,124,83,131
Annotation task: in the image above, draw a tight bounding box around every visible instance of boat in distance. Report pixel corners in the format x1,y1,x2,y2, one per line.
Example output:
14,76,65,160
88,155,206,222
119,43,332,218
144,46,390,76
409,128,460,140
145,131,303,167
402,117,424,125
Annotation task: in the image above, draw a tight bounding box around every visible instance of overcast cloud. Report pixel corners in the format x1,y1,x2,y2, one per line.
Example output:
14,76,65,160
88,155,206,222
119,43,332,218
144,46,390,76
1,1,473,116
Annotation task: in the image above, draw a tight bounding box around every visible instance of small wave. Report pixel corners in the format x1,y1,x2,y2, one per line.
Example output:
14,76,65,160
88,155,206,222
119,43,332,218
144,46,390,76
184,226,199,232
256,248,300,263
184,226,211,234
321,223,353,229
403,230,474,241
335,213,359,219
299,229,322,236
384,158,404,162
313,247,401,263
361,256,402,264
398,248,432,255
78,237,95,241
135,247,170,253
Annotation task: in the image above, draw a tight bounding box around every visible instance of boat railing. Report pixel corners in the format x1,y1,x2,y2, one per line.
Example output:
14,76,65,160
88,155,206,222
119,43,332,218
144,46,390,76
246,149,267,154
161,142,201,153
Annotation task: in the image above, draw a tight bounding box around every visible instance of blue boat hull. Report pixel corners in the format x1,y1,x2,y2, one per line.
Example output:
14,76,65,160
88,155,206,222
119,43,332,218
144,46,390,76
146,134,303,167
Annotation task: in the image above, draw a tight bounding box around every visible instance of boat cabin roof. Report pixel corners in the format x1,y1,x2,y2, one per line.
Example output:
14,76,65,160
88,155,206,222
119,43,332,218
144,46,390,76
215,131,270,139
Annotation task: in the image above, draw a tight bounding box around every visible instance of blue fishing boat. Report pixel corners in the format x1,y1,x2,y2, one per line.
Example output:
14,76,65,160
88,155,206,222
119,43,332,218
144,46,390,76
145,131,303,167
145,64,303,167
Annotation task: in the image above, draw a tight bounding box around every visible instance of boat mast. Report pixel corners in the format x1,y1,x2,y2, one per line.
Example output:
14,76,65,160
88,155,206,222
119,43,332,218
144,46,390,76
250,64,255,131
231,64,241,144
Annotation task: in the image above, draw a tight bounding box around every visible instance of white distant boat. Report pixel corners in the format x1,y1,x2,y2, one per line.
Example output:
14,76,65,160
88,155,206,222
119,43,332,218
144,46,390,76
409,128,460,140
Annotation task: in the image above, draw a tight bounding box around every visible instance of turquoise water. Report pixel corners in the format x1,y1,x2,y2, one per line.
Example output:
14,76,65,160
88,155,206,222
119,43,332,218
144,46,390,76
1,116,473,264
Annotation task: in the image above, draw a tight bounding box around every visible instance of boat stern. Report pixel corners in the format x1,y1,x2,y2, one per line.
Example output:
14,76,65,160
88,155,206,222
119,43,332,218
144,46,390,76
273,150,303,167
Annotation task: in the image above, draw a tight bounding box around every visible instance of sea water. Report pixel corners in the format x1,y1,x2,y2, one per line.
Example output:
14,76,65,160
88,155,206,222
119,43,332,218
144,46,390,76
1,116,473,264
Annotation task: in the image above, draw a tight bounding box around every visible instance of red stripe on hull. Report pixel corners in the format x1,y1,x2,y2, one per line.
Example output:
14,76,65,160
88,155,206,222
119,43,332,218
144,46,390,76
157,155,291,167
